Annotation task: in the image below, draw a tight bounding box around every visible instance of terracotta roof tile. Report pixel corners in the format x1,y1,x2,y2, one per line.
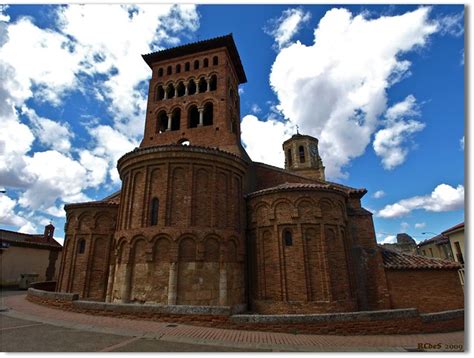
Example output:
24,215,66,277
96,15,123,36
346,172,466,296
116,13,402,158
0,229,62,248
246,182,348,198
379,246,461,270
442,222,464,235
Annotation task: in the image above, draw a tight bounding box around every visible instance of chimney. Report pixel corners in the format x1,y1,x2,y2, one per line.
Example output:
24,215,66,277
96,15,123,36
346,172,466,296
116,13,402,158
44,223,55,242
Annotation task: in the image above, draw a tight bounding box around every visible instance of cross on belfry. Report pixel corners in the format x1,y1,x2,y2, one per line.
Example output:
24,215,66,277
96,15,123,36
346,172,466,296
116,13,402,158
296,124,300,134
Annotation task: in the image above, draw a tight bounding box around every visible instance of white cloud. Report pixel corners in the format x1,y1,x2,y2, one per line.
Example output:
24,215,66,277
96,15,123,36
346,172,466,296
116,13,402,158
460,136,464,150
265,8,311,49
385,95,419,121
246,7,438,178
415,222,426,229
88,125,138,183
438,11,464,37
22,106,74,153
241,115,295,167
373,119,425,170
380,235,397,244
372,190,385,199
0,5,10,22
0,194,28,227
378,183,464,218
250,103,262,114
400,221,409,230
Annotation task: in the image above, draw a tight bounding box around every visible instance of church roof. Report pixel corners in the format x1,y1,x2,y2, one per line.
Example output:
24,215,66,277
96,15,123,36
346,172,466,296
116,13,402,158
246,182,349,198
142,34,247,84
379,246,461,270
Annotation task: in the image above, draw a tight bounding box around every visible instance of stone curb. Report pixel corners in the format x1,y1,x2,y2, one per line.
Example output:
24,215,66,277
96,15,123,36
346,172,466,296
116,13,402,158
27,288,78,301
420,309,465,323
231,308,418,324
73,300,232,316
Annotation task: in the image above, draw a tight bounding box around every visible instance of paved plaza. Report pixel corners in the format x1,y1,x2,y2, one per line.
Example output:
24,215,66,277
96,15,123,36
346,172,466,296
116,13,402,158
0,290,464,352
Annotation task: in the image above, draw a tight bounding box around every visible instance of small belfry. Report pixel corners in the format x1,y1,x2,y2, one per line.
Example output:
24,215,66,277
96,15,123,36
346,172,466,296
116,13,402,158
282,132,326,181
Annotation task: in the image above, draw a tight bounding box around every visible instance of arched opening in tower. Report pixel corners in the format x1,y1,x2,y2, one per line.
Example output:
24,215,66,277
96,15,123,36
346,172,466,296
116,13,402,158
187,80,196,95
299,145,305,163
188,106,199,128
176,82,185,97
156,85,164,101
198,78,207,93
209,75,217,91
171,108,181,131
157,111,168,133
203,102,213,126
166,84,175,99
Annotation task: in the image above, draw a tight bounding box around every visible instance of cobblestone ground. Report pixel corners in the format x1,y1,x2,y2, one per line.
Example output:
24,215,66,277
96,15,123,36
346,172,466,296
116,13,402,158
0,292,465,352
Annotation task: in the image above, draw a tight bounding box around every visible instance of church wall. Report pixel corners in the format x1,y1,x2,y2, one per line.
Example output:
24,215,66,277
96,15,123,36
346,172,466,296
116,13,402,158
247,189,358,314
107,147,248,307
346,202,391,311
57,204,117,301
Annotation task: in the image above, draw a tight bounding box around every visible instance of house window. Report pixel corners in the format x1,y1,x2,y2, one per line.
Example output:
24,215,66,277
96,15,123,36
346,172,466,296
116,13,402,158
454,241,464,264
78,239,86,254
283,229,292,246
150,197,159,226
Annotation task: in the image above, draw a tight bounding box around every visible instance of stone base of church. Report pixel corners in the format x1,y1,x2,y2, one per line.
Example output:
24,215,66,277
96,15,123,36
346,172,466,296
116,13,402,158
27,288,463,335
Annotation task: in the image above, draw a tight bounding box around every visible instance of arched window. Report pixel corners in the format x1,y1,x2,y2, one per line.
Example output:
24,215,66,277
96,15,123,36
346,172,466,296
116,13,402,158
157,111,168,133
150,197,159,226
176,82,185,97
185,62,190,71
198,77,207,93
283,229,293,246
299,145,305,163
203,58,209,68
209,75,217,91
176,64,181,73
187,80,196,95
287,149,293,166
229,88,235,102
171,108,181,131
213,56,218,66
188,106,199,128
203,102,213,126
167,65,172,75
157,68,163,77
166,83,175,99
194,60,199,70
156,85,165,101
230,119,236,133
178,138,190,146
78,239,86,254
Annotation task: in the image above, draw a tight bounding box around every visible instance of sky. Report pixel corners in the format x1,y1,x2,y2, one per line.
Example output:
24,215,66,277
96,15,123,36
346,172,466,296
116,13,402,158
0,3,465,245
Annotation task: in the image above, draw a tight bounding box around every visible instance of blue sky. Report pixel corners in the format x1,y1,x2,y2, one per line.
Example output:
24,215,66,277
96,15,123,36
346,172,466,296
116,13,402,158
0,4,465,245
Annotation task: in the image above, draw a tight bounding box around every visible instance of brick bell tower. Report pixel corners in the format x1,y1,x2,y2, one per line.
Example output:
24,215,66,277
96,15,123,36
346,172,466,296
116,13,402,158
140,34,247,158
282,132,326,181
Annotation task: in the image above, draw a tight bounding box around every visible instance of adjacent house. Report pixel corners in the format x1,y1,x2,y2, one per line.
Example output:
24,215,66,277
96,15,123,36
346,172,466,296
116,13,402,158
443,222,465,265
0,224,62,287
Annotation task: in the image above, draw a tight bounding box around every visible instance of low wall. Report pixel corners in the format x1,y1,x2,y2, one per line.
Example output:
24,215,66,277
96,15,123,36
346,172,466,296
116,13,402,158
30,281,56,292
385,269,464,313
27,288,78,309
26,288,463,335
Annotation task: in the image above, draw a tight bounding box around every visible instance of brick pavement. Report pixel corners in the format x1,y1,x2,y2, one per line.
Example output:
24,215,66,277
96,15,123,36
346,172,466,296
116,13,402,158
1,294,464,352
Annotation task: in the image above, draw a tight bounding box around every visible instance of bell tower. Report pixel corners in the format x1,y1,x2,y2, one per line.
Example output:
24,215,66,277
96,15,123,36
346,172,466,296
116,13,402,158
282,133,325,181
140,34,247,157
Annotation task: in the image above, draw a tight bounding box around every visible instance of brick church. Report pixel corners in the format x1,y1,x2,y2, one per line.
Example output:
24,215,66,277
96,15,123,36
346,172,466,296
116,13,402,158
57,35,463,315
